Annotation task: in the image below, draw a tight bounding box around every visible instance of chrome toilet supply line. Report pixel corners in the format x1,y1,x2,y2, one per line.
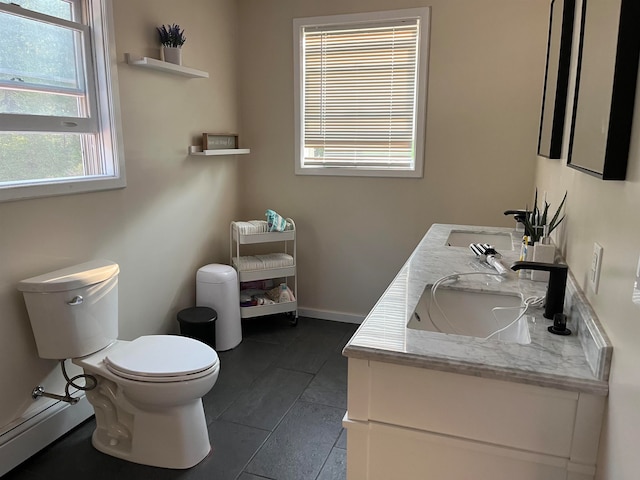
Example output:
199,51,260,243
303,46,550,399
32,385,80,405
32,359,98,405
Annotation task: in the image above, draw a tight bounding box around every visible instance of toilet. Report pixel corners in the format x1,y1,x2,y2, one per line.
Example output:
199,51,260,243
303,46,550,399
17,260,220,469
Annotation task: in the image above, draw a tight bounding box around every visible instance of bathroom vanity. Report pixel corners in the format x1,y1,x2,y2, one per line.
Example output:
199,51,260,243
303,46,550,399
342,224,611,480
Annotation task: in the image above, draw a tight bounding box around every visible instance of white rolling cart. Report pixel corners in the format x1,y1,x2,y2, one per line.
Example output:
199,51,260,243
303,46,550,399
230,218,298,325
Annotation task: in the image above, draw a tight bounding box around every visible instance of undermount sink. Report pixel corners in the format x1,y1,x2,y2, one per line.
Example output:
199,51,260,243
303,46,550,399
445,230,513,251
407,286,531,344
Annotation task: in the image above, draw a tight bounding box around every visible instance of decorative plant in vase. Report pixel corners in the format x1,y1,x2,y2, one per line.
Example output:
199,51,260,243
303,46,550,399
522,189,567,244
157,24,186,65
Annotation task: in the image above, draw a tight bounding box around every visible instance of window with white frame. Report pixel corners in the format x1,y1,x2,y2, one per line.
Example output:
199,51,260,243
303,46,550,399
293,8,430,178
0,0,125,202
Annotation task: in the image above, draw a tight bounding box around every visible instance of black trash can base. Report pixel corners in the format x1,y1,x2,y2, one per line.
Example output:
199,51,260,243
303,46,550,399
177,307,217,348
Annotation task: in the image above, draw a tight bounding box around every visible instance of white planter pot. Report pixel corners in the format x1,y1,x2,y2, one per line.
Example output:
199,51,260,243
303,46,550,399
161,46,182,65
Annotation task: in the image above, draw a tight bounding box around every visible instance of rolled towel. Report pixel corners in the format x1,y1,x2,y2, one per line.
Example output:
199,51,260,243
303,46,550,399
235,220,270,235
248,220,269,233
266,209,287,232
232,255,263,271
255,253,294,269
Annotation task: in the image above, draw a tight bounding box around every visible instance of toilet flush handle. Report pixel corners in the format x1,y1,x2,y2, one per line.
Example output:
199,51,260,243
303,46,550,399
67,295,83,306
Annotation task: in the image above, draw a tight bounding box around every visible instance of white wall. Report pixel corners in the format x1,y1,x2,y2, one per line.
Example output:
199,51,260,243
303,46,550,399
534,4,640,475
237,1,640,477
236,0,548,318
0,0,239,430
536,153,640,479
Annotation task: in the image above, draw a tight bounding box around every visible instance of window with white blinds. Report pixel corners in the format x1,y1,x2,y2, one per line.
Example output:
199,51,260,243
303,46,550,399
294,9,430,177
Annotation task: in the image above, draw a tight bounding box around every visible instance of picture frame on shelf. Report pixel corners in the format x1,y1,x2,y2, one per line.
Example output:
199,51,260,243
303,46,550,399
202,133,238,150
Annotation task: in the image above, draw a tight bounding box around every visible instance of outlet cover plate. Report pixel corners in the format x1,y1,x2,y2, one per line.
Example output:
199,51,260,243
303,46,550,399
590,243,603,294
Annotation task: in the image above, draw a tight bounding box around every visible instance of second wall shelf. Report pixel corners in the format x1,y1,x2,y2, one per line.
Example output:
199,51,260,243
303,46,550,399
188,146,250,156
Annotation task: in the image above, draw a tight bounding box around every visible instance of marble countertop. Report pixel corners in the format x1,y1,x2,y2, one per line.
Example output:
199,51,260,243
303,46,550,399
343,224,612,396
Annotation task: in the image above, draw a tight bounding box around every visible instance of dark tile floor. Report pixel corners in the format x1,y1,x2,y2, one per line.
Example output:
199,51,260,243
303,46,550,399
5,316,358,480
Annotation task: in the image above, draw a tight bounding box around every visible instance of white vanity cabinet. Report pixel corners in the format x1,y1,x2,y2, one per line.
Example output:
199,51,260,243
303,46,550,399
342,224,611,480
344,359,605,480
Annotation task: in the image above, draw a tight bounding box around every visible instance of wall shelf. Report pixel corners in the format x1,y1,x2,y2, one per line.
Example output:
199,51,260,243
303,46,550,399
125,53,209,78
188,146,250,156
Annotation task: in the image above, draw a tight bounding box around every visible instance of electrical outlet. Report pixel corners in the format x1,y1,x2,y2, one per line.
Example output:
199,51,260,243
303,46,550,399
590,243,603,294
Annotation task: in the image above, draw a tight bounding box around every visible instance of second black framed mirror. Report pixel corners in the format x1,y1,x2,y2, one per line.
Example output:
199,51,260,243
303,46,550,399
567,0,640,180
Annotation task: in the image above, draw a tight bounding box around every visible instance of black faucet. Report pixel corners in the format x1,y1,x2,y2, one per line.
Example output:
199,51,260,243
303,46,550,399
510,261,569,319
504,209,531,226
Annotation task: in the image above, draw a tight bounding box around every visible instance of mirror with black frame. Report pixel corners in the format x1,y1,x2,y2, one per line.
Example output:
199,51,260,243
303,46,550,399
538,0,575,159
567,0,640,180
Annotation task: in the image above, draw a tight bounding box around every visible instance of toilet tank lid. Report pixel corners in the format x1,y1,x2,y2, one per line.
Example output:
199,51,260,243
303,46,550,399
17,260,119,293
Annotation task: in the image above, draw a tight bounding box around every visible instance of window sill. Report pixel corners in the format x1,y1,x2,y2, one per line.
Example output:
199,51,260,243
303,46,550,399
295,166,423,178
0,176,126,203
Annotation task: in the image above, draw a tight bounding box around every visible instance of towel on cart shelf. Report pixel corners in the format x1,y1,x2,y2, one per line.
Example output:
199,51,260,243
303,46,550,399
234,220,270,235
232,253,294,271
233,255,262,271
233,219,293,235
258,253,295,269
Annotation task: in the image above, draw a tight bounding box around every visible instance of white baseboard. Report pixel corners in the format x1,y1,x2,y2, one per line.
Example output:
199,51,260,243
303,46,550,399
0,396,93,476
298,307,364,324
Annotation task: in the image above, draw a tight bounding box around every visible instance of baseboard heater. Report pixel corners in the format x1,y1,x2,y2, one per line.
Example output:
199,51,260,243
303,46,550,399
0,395,93,476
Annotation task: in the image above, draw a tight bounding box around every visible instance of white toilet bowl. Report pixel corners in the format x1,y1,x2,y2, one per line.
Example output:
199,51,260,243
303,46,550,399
74,335,220,469
17,260,221,470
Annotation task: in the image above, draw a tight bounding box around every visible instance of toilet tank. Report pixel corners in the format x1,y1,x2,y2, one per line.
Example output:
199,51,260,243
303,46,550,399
17,260,120,359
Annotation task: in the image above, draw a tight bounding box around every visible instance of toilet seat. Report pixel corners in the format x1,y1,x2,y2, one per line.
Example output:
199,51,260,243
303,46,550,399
104,335,219,383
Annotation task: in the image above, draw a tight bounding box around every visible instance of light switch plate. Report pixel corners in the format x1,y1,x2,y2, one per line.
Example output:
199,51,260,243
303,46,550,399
590,243,603,294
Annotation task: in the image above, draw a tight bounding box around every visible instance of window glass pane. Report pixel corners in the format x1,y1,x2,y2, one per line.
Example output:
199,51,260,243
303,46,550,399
0,0,125,201
0,132,98,183
0,89,81,116
0,0,74,21
0,11,86,97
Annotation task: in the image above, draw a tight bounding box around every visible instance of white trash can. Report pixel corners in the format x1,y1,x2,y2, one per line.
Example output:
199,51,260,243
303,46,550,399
196,264,242,351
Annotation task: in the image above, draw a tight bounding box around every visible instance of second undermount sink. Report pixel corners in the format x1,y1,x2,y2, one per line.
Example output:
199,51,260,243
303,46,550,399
407,286,531,344
445,230,514,251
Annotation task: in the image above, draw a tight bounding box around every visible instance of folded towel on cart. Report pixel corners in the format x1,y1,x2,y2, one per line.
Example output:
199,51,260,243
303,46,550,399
232,253,294,271
234,219,293,235
256,253,294,269
234,220,270,235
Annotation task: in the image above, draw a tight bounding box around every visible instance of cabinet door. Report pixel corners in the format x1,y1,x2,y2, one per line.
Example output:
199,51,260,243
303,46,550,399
368,361,578,456
367,422,568,480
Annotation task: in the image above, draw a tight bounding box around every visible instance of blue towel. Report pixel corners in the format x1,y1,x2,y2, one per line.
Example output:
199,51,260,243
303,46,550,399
265,209,287,232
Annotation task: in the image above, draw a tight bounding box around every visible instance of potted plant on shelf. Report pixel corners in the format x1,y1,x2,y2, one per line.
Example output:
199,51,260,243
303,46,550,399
157,24,186,65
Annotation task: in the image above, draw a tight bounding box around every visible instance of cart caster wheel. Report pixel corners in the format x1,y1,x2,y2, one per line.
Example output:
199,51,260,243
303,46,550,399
289,316,298,326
